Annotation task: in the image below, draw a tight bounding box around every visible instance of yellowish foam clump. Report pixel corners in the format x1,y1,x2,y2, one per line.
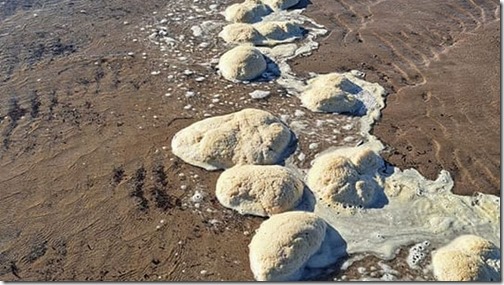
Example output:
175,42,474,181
249,211,327,281
216,165,304,217
262,0,300,10
218,45,267,81
306,153,380,208
301,73,361,114
323,146,385,175
219,23,263,44
224,0,271,23
171,108,292,170
254,21,303,44
432,235,500,281
219,21,303,46
350,148,384,175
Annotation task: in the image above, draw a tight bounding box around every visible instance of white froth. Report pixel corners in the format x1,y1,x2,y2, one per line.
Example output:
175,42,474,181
407,241,431,268
218,45,267,81
156,0,501,281
313,159,500,260
249,90,271,99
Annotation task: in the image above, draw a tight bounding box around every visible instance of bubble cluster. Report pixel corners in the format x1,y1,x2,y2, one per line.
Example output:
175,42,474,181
407,241,431,268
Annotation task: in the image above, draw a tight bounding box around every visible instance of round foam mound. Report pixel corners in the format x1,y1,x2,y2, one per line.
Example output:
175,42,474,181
301,73,360,114
219,21,303,46
349,148,384,175
432,235,500,281
249,211,327,281
262,0,300,10
254,21,303,44
316,146,385,175
216,165,304,217
171,108,293,171
219,23,263,45
306,153,379,208
224,0,271,23
218,45,267,81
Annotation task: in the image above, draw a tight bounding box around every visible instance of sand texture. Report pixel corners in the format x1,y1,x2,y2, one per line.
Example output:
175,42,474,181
291,0,500,196
0,0,499,281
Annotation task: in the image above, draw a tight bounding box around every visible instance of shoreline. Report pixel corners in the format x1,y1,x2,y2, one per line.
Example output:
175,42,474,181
0,0,500,281
291,0,500,196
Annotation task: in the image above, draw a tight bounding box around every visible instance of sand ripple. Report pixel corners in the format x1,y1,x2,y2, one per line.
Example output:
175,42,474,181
291,0,500,195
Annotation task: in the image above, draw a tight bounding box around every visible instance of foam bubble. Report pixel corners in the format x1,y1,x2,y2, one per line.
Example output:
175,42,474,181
219,21,303,46
406,241,431,268
218,45,267,81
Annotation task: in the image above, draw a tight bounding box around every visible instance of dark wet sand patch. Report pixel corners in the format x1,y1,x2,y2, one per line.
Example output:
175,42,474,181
291,0,500,196
0,0,499,281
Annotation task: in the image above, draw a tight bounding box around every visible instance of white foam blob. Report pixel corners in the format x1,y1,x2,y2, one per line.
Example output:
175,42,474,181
249,90,271,99
219,21,303,46
432,235,500,281
224,0,271,23
218,45,267,81
300,73,361,114
216,165,304,216
249,211,329,281
254,21,303,45
406,241,430,268
171,108,293,170
262,0,300,10
317,146,385,175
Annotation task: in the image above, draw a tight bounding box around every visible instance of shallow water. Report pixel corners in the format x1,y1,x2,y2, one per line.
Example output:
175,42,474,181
0,0,500,281
0,0,269,281
289,0,501,196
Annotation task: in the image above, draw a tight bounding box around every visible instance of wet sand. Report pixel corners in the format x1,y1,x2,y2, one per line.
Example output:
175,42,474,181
0,0,500,281
0,0,262,281
291,0,500,196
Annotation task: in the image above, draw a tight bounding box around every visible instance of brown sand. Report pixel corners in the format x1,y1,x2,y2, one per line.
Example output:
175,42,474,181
0,0,500,281
0,0,262,281
291,0,500,196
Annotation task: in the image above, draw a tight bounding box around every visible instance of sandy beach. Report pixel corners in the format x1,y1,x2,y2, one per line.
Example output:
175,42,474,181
0,0,500,281
291,0,500,196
